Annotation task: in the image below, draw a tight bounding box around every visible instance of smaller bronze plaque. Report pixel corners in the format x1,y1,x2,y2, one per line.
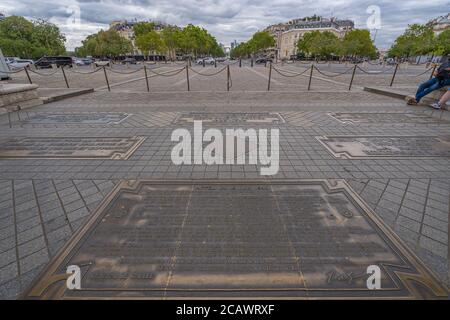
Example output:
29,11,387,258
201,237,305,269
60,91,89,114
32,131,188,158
317,135,450,159
0,136,145,159
329,112,448,124
174,112,285,124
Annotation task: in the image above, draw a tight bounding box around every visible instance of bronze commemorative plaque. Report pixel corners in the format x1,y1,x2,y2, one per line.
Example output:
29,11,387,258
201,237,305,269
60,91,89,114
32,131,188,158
174,112,285,124
19,113,130,125
23,180,447,299
329,112,449,124
0,136,145,159
317,136,450,159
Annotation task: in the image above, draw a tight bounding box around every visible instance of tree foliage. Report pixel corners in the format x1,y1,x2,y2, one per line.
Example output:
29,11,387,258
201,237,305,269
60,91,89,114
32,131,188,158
0,16,66,59
75,29,133,57
340,29,377,58
388,24,448,58
297,31,340,58
230,31,275,58
135,29,165,56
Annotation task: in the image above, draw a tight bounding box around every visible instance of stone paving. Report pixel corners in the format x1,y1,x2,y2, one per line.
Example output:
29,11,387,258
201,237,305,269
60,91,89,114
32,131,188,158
0,76,449,298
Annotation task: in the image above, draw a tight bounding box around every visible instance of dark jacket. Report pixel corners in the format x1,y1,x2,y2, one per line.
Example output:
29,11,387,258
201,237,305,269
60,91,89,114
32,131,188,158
436,62,450,81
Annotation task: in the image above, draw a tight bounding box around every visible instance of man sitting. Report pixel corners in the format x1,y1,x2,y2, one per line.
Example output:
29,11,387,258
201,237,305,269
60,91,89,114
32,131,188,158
407,58,450,108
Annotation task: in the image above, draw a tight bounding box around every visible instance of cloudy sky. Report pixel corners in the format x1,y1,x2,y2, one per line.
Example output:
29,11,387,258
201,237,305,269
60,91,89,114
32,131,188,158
0,0,448,51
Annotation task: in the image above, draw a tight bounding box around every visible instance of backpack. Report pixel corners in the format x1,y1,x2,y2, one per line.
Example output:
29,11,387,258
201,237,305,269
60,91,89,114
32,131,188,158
436,62,450,81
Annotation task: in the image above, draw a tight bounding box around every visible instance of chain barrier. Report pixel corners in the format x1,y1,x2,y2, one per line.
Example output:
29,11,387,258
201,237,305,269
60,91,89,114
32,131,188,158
0,68,26,74
312,65,354,77
272,66,310,78
28,68,61,76
105,67,145,74
147,67,186,77
188,66,227,77
65,67,103,74
355,65,396,74
397,67,434,77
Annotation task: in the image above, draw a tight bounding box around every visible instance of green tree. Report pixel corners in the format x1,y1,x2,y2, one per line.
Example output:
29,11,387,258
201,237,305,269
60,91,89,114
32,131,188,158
388,24,435,58
247,31,275,54
297,30,339,58
0,16,66,59
75,29,132,57
340,29,377,59
133,22,156,37
161,26,181,60
433,29,450,56
135,30,165,57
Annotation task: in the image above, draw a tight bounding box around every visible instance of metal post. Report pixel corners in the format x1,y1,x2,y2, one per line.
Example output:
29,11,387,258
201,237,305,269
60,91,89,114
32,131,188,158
348,64,357,91
144,66,150,92
251,59,254,67
202,59,205,68
186,66,190,91
214,59,217,68
307,65,314,91
103,66,110,91
429,64,437,80
239,59,242,68
227,65,230,92
267,62,272,91
61,66,69,88
389,63,399,87
24,67,32,84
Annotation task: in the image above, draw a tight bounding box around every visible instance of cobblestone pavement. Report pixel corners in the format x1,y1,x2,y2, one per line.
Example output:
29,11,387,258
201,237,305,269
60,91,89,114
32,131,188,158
0,89,448,299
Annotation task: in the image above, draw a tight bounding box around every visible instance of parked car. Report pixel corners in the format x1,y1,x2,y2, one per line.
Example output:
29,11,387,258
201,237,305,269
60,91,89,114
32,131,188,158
215,57,226,63
121,57,137,64
94,59,111,67
196,57,215,65
7,59,34,69
75,58,92,66
35,56,73,69
255,57,272,64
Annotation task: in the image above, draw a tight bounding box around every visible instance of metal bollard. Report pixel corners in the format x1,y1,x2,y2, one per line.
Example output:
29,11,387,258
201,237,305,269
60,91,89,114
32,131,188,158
144,65,150,92
61,66,70,88
389,63,399,87
348,64,357,91
307,65,314,91
239,59,242,68
186,66,190,91
227,65,230,92
267,62,272,91
24,67,32,84
103,66,111,91
203,59,205,68
215,59,217,68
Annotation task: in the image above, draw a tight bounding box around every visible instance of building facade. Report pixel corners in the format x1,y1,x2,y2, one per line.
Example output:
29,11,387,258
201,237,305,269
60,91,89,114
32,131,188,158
427,13,450,35
265,17,354,60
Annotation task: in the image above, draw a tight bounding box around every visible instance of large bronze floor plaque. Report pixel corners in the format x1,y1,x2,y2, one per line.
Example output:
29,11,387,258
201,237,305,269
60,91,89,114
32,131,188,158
23,180,447,299
174,112,285,125
329,112,449,124
19,113,130,125
0,136,145,159
317,136,450,159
